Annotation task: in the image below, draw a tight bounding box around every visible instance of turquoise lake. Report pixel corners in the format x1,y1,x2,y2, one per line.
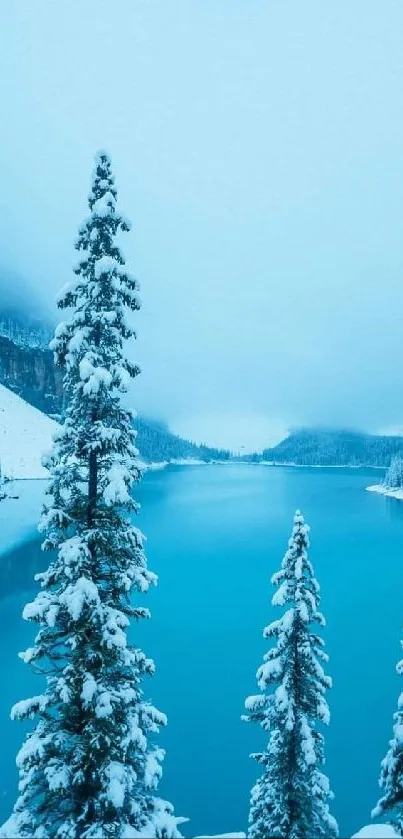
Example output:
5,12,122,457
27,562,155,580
0,463,402,837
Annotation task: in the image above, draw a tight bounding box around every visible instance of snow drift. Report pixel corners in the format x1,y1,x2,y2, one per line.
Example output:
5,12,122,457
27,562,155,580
0,383,58,479
366,484,403,502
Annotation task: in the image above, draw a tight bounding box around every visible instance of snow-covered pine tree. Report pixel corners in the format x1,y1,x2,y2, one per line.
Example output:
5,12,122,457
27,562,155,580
1,151,184,839
242,510,338,839
372,636,403,832
384,456,403,490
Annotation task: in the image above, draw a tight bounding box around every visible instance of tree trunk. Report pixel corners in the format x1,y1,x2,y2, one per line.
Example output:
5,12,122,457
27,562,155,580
88,447,98,528
87,322,101,528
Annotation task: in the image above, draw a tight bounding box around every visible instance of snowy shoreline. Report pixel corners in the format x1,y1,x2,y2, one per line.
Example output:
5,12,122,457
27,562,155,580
141,458,208,471
260,461,385,469
7,459,388,480
366,484,403,501
146,460,387,470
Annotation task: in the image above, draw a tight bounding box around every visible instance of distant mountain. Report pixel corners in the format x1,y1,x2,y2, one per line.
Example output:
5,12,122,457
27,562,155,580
262,428,403,467
134,416,231,464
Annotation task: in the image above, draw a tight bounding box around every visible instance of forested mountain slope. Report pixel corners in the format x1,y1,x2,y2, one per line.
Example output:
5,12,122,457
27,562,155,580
263,428,403,467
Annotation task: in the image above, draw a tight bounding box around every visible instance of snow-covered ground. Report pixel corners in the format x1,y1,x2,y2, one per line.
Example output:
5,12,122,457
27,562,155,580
194,828,399,838
0,383,57,479
142,458,207,471
366,484,403,501
352,826,401,838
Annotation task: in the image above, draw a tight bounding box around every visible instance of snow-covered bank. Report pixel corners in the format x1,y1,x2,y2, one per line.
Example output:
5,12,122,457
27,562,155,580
262,461,385,469
195,834,246,838
0,383,58,479
141,458,224,471
193,827,399,838
139,460,168,471
366,484,403,501
352,826,401,838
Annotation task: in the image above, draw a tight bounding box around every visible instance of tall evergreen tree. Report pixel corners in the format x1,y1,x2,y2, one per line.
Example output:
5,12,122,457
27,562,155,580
372,638,403,832
1,152,184,839
243,510,338,839
384,455,403,489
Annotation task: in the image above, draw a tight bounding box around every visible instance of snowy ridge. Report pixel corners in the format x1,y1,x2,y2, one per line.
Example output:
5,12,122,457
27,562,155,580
0,383,58,479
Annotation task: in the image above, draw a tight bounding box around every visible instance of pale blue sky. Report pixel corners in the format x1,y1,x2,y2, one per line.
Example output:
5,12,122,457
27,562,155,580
1,1,403,449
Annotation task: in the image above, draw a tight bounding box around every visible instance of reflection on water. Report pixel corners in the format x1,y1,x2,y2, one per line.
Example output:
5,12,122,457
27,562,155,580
0,538,43,599
384,494,403,523
0,465,403,837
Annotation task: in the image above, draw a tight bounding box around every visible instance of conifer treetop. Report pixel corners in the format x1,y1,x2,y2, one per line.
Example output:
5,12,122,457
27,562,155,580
243,509,338,839
372,638,403,831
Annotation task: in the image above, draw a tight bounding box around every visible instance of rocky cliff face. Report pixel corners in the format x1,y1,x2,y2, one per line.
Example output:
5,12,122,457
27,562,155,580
0,335,63,417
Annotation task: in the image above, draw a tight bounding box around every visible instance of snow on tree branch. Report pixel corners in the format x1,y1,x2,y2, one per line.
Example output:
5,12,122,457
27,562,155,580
1,151,183,839
243,510,338,839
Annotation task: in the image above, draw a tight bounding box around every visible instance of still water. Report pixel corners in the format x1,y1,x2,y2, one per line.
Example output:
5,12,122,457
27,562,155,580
0,464,401,837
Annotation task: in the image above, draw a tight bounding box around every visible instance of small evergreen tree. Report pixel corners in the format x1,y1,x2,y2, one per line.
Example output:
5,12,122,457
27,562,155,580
372,636,403,832
243,510,338,839
1,151,183,839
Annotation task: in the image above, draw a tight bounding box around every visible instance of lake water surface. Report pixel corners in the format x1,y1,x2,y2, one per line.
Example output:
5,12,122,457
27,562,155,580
0,464,402,837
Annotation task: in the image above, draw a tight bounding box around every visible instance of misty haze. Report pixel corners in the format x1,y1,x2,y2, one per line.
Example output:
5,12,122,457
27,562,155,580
2,2,403,451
